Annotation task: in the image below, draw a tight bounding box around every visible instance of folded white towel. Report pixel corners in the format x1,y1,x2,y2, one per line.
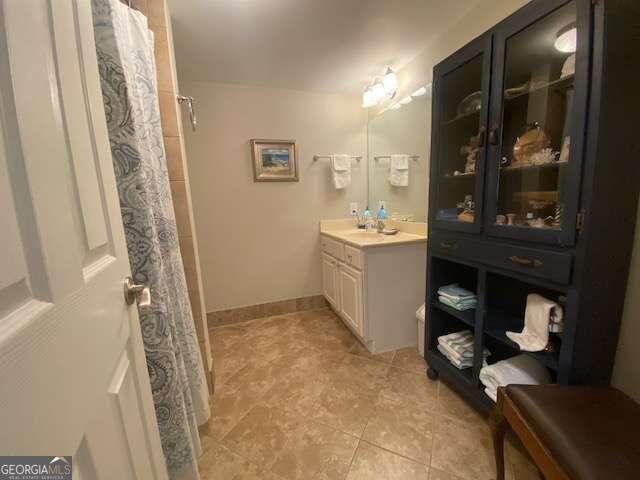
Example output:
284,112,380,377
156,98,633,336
330,154,351,189
389,154,409,187
479,354,551,402
437,345,473,369
506,294,560,352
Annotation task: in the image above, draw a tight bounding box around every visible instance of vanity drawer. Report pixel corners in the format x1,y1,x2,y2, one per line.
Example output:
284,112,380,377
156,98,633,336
321,235,344,261
480,243,573,285
344,245,363,270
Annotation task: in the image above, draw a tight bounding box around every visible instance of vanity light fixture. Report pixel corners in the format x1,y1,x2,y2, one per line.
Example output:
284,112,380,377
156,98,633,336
398,95,413,105
411,86,427,97
389,102,402,110
361,66,397,108
371,80,386,103
554,22,577,53
362,85,377,108
382,67,398,98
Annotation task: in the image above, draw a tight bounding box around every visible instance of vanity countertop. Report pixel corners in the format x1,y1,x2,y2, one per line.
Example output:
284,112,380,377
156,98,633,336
320,219,427,249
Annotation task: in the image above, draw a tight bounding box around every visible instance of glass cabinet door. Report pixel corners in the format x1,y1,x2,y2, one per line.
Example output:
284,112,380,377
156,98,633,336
486,0,588,245
430,35,491,233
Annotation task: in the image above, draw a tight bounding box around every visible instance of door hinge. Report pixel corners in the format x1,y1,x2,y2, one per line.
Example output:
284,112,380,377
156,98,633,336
576,211,585,232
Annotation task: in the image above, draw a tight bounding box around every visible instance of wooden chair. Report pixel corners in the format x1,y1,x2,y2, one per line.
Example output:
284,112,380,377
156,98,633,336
490,385,640,480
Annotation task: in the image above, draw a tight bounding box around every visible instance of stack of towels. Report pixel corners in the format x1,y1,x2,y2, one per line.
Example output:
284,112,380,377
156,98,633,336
437,330,490,369
506,294,564,352
438,284,477,311
480,354,551,402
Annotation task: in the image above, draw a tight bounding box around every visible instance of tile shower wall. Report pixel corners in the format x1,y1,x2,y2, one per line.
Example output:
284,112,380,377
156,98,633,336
129,0,214,395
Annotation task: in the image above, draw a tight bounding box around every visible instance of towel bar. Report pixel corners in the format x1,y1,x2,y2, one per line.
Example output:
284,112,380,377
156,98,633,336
313,155,361,162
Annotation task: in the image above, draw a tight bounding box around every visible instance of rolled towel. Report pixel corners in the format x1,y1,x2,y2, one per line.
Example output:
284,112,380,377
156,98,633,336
479,354,551,402
506,294,561,352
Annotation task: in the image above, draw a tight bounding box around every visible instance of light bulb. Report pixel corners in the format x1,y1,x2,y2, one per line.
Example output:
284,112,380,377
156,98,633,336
382,67,398,97
399,96,413,105
555,25,577,53
371,81,386,103
362,87,376,108
411,86,427,97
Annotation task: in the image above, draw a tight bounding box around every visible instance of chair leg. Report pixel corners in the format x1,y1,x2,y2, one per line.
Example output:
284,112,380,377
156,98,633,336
490,408,510,480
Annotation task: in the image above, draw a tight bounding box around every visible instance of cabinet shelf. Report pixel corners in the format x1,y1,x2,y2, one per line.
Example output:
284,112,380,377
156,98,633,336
442,109,480,127
484,309,560,370
501,160,568,173
442,172,476,180
433,300,476,328
504,75,574,102
427,347,474,384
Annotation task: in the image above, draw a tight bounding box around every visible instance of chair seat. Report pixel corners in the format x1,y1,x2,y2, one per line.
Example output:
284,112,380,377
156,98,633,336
505,385,640,480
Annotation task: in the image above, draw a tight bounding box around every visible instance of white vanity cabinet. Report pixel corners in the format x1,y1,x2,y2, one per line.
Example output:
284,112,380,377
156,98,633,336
320,232,426,354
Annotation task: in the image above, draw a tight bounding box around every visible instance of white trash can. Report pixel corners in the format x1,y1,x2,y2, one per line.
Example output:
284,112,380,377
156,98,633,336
416,303,426,357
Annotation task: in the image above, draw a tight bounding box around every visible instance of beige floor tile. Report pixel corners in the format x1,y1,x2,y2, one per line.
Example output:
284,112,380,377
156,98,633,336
334,353,391,392
436,383,486,425
346,441,428,480
309,377,378,437
428,467,466,480
224,357,282,398
222,404,303,469
212,340,256,385
392,347,427,374
362,389,434,464
207,381,265,442
199,443,284,480
349,341,396,364
430,415,495,480
505,437,540,480
262,374,328,418
271,420,359,480
385,366,438,411
210,324,250,352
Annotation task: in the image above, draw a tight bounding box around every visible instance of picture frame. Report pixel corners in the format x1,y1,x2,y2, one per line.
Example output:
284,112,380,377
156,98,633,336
250,139,298,182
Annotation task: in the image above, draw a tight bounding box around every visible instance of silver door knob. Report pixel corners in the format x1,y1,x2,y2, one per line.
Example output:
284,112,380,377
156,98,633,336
124,277,151,307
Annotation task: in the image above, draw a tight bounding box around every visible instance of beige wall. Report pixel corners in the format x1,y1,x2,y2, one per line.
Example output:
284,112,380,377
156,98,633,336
613,199,640,402
180,81,367,311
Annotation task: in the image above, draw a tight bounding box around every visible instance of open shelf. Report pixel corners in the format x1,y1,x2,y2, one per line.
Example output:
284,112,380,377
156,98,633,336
427,347,474,384
503,75,574,102
484,308,560,370
433,300,475,328
442,171,476,180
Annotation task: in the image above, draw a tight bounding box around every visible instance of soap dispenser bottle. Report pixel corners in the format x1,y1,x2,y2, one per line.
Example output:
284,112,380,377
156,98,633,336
377,205,387,220
363,206,374,231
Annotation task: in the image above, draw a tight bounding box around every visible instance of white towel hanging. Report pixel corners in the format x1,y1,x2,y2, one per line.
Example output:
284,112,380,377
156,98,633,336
389,154,409,187
330,154,351,189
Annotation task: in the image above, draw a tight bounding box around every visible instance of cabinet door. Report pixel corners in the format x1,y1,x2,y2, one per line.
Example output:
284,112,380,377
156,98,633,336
322,253,339,308
338,263,363,337
429,33,492,234
485,0,590,246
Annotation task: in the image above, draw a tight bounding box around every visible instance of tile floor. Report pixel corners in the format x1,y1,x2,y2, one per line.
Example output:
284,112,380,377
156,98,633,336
199,308,539,480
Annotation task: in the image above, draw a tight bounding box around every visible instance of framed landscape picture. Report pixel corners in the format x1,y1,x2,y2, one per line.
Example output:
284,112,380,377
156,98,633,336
251,139,298,182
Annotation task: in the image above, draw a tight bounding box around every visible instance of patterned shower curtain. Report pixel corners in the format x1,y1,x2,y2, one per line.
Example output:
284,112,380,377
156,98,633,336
92,1,210,479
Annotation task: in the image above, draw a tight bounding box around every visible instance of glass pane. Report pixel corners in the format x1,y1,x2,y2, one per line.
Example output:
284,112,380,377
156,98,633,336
434,54,484,225
496,1,577,230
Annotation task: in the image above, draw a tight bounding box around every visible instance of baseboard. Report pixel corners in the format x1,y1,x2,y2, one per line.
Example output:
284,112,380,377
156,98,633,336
207,295,328,328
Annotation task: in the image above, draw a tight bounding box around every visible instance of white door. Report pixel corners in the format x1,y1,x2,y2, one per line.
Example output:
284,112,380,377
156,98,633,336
0,2,168,479
338,263,363,336
322,253,339,308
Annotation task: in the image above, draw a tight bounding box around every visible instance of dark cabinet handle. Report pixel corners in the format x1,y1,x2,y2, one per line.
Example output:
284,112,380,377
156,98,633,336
509,255,543,267
489,125,500,146
440,241,457,249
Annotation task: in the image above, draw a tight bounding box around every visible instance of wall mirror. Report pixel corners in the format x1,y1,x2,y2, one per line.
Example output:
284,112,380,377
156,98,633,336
367,89,431,222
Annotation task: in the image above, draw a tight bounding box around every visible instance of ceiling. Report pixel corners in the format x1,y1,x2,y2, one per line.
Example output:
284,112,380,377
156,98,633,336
168,0,482,95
